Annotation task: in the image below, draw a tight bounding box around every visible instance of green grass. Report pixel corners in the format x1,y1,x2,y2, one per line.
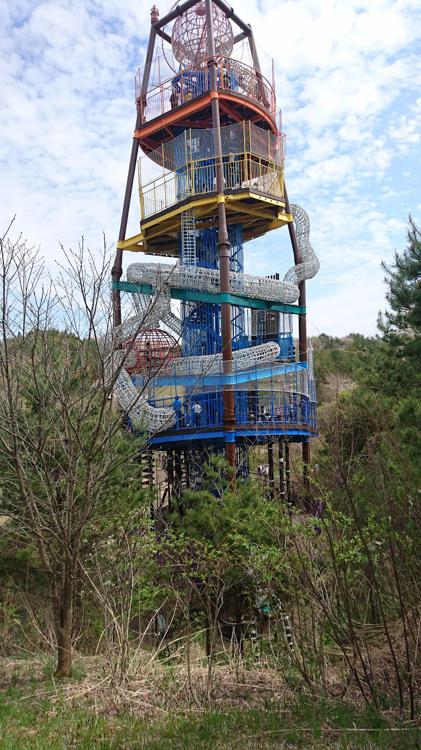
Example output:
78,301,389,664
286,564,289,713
0,687,419,749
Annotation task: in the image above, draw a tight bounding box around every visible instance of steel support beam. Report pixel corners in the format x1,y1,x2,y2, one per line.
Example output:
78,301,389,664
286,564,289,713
112,118,141,327
278,440,286,500
205,0,236,471
285,441,291,503
156,27,172,44
112,18,158,327
211,0,251,35
268,441,274,499
247,31,268,107
113,280,306,315
155,0,201,29
284,184,310,477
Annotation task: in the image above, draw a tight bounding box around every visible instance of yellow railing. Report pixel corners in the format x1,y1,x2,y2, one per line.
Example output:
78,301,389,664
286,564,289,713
139,155,284,220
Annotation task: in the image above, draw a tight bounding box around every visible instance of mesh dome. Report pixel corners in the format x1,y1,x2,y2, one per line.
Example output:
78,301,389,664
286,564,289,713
123,329,180,375
171,1,234,69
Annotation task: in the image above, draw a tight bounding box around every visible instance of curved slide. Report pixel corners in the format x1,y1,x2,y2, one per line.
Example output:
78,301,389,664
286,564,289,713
111,204,319,433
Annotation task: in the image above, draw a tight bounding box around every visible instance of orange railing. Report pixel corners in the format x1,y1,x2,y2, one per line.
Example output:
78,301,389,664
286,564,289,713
135,58,276,124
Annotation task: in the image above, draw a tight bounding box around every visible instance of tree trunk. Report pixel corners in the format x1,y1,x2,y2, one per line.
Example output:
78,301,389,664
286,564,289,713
54,569,73,677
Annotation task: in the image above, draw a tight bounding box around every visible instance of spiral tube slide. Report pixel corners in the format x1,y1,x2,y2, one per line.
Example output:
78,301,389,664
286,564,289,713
106,350,176,432
284,205,320,285
158,341,281,378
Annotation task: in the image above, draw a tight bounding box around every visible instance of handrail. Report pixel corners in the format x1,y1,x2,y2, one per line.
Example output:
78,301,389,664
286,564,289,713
135,57,276,123
147,390,317,433
139,153,284,219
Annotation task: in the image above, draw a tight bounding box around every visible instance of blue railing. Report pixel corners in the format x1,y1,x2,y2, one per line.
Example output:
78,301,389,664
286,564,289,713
148,390,317,433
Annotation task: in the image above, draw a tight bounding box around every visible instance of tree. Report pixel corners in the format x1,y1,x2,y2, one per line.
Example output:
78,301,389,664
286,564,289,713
0,224,152,676
159,460,287,667
377,216,421,393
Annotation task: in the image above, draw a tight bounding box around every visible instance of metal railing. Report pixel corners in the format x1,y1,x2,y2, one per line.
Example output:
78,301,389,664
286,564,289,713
141,121,285,171
148,391,317,432
139,154,284,219
135,57,276,123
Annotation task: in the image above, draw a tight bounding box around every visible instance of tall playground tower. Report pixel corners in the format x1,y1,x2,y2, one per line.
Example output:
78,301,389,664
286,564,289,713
111,0,320,504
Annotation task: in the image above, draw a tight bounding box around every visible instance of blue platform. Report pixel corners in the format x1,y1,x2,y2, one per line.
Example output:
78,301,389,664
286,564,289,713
132,359,306,388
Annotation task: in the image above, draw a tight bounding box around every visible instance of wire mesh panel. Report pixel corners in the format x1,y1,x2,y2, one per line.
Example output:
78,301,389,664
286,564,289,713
142,122,284,171
147,389,315,432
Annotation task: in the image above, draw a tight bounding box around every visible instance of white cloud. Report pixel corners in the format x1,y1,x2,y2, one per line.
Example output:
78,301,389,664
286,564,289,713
0,0,420,335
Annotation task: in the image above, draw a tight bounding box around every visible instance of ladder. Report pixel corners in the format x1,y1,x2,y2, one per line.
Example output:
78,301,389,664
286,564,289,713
181,209,197,267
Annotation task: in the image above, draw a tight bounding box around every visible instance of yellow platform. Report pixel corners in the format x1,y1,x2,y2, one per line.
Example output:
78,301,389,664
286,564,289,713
118,190,292,256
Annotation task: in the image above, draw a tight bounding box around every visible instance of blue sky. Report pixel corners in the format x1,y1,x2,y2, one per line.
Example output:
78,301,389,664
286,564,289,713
1,0,420,336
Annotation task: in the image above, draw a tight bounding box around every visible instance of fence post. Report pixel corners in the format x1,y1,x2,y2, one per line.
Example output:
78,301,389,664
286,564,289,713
138,158,145,220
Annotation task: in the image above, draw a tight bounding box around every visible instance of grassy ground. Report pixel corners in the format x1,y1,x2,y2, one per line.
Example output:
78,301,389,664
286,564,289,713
1,682,420,750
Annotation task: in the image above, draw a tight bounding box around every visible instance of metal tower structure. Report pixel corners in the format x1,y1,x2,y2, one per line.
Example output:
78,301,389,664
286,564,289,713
110,0,320,501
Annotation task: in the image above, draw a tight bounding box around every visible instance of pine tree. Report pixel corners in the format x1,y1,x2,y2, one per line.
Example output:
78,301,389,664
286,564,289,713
377,217,421,395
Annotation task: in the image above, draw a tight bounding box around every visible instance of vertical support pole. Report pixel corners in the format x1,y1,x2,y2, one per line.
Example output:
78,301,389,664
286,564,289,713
268,442,274,499
174,451,184,516
112,127,140,328
284,184,310,491
247,31,269,108
138,158,145,221
184,449,190,490
284,185,307,364
278,439,285,500
285,441,291,504
167,449,174,514
271,58,275,116
205,0,236,472
111,17,157,328
147,451,155,520
302,440,311,510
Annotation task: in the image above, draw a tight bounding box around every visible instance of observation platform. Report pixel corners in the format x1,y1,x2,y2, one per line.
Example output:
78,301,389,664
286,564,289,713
119,190,289,256
135,58,277,154
134,357,317,448
146,400,317,448
149,425,317,449
118,120,289,256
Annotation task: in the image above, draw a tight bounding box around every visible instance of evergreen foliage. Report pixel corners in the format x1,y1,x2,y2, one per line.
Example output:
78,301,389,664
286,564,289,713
376,216,421,395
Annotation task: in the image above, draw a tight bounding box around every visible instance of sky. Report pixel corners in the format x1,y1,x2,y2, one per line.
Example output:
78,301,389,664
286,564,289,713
1,0,420,337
